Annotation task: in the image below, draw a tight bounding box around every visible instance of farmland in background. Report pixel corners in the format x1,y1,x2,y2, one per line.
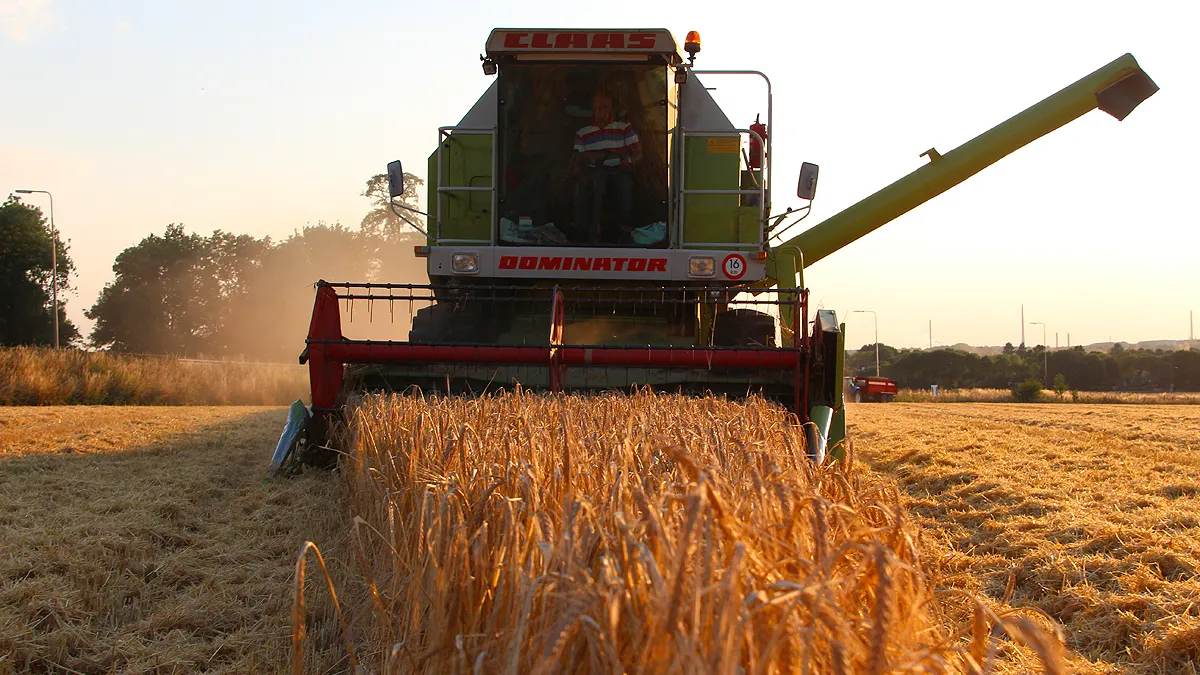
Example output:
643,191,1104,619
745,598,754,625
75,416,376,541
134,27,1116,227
895,388,1200,404
0,347,307,406
845,343,1200,394
850,403,1200,674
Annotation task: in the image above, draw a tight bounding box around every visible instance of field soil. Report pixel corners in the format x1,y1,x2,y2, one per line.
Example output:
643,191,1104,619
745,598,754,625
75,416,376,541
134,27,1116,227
0,407,349,674
850,403,1200,674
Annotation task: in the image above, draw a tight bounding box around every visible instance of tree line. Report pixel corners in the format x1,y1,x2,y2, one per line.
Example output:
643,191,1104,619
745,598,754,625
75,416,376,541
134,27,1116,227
1,173,424,361
5,181,1196,385
846,342,1200,392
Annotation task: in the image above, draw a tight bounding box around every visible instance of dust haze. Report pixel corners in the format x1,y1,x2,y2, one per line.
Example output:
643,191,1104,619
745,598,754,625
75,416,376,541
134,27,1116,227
219,229,428,362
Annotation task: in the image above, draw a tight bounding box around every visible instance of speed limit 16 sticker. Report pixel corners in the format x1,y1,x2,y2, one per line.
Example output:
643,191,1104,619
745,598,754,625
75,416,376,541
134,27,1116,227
722,254,747,279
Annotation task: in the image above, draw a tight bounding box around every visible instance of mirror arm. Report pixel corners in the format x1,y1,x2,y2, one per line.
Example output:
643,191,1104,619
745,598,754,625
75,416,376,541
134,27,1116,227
768,204,812,243
390,198,431,237
765,206,800,233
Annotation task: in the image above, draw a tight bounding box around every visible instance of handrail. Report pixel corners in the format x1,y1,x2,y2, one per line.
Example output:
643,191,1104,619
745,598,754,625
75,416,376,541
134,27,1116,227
679,127,767,247
689,70,773,212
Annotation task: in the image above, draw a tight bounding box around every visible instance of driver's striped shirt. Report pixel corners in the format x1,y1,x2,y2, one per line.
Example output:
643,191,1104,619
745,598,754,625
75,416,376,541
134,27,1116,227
574,121,640,163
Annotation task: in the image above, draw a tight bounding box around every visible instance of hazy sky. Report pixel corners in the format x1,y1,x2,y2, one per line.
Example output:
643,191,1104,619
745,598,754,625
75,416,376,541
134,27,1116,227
2,0,1196,349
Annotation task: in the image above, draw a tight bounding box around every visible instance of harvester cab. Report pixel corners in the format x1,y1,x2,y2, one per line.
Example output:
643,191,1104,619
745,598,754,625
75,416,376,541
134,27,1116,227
288,28,1157,470
393,28,795,273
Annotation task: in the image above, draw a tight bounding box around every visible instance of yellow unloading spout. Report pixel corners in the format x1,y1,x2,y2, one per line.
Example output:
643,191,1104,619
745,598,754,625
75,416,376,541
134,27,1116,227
781,53,1158,268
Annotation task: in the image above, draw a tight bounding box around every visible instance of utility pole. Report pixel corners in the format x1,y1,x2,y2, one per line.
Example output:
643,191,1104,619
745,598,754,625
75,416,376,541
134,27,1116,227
14,189,57,348
851,310,880,376
1030,321,1047,384
1056,332,1059,349
1021,305,1025,347
929,320,932,349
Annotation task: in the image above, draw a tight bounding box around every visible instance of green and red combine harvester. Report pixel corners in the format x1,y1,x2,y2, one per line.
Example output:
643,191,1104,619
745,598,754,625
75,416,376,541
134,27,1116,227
277,29,1157,470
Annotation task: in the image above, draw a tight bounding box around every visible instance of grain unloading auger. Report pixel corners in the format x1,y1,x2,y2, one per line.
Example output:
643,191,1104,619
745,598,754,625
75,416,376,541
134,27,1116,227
280,30,1156,471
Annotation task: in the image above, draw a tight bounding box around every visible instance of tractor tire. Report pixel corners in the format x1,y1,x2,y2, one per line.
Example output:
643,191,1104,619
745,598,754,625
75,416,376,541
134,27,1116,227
854,390,863,403
712,309,777,347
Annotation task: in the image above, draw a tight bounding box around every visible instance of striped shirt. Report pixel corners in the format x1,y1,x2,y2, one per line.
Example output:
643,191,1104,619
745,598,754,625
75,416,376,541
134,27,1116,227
574,121,640,169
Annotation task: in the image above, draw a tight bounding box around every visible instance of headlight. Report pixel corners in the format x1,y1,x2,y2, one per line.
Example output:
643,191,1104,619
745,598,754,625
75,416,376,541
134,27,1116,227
688,256,715,277
452,253,479,274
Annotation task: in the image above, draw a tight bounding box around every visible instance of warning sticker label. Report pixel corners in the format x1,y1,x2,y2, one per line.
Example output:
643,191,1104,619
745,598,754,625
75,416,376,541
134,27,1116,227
706,138,739,154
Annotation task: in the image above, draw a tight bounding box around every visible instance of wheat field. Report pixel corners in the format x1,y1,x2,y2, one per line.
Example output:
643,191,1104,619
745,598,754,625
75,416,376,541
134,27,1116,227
850,403,1200,674
9,394,1190,673
321,391,1067,674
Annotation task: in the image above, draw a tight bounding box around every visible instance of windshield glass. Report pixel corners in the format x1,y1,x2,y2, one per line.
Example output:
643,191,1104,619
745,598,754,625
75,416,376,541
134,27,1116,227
498,63,668,247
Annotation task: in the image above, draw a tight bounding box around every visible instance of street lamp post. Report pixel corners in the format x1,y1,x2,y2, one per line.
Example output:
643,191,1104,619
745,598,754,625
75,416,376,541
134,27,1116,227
1029,321,1047,384
851,310,880,376
15,189,58,348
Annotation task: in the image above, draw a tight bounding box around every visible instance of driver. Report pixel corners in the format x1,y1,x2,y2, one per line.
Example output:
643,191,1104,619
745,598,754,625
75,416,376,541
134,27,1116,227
572,91,641,244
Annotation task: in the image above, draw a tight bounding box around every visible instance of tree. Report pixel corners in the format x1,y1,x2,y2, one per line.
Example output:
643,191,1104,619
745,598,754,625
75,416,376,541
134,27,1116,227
1053,373,1068,399
0,196,79,345
1014,378,1043,402
361,172,425,240
86,224,269,355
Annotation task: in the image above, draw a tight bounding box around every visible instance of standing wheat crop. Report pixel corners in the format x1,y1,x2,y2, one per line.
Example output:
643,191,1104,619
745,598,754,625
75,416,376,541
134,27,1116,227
298,390,1058,673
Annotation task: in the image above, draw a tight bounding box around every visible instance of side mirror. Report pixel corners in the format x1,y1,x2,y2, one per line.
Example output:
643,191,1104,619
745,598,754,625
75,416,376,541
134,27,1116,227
797,162,819,200
386,160,405,198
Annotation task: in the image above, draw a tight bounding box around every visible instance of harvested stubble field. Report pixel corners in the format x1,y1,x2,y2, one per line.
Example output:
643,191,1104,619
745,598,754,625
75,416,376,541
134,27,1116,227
0,406,352,674
850,403,1200,674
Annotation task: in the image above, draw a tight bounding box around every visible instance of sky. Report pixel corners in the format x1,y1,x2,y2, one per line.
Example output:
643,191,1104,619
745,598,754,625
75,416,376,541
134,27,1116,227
1,0,1196,350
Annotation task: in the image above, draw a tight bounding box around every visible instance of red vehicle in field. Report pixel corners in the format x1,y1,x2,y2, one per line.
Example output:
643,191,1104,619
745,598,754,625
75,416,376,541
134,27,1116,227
847,376,898,403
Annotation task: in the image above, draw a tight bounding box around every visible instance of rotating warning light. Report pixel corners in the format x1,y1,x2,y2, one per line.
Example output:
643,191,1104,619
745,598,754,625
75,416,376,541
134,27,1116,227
684,31,701,59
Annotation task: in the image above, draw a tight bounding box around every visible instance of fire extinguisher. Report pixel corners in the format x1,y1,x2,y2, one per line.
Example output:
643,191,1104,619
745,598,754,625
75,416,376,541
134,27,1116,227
748,114,767,169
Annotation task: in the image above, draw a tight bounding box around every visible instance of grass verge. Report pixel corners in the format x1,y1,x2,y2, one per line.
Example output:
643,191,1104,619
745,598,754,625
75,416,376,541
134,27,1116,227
0,347,308,406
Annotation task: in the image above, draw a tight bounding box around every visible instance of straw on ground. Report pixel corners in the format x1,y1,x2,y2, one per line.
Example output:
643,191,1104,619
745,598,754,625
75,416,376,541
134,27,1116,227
850,402,1200,674
0,406,349,674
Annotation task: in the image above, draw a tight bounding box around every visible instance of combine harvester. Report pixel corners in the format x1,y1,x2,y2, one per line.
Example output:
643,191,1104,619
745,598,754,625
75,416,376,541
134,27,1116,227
281,29,1156,469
